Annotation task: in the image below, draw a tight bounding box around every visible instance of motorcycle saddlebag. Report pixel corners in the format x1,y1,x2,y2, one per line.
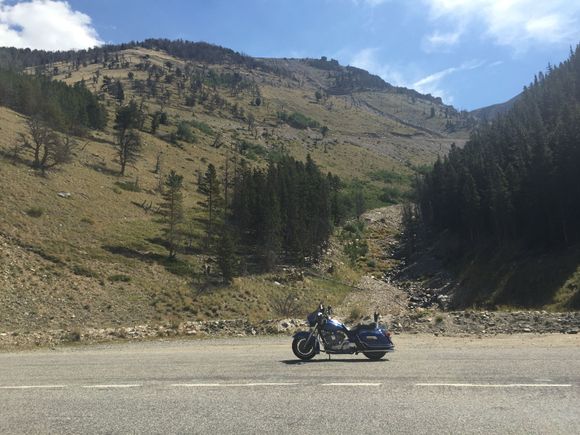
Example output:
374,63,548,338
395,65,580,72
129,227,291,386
356,330,394,351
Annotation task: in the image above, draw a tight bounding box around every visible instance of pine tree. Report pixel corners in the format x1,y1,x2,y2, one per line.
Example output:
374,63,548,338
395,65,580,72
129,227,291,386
216,227,237,283
198,163,222,248
114,101,143,142
116,130,142,176
114,80,125,103
114,101,144,175
230,154,336,270
416,44,580,248
261,168,282,270
161,170,184,259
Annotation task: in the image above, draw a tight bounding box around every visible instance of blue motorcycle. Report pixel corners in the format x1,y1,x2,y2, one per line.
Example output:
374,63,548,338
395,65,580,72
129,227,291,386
292,304,395,360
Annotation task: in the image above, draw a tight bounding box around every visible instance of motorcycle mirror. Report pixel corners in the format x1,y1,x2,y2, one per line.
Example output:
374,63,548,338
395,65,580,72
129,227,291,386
327,306,333,316
374,311,380,323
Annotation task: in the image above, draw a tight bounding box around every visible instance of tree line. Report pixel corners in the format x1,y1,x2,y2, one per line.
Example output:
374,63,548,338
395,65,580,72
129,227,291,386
415,44,580,248
230,155,334,269
161,155,350,283
0,69,106,133
0,39,266,73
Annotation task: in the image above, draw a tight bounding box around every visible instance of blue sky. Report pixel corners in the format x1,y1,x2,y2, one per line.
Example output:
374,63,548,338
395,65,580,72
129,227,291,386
1,0,580,110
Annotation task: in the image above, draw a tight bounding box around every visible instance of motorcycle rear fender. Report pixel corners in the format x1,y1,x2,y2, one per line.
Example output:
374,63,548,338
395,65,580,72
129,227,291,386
293,331,320,354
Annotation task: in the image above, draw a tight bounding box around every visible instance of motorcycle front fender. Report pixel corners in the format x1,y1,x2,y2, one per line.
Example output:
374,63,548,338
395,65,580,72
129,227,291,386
293,331,321,354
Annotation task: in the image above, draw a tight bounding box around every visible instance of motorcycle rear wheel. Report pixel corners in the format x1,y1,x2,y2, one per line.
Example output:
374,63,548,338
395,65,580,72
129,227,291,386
292,337,316,360
363,351,386,360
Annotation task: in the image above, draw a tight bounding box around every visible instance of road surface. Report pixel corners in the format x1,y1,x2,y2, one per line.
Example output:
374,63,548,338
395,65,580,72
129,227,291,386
0,334,578,434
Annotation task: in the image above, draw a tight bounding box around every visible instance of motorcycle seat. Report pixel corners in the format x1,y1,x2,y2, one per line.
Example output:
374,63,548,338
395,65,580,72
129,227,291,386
349,323,378,332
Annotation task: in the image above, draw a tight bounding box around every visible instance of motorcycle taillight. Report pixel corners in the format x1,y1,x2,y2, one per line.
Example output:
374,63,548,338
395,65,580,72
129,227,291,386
383,330,391,337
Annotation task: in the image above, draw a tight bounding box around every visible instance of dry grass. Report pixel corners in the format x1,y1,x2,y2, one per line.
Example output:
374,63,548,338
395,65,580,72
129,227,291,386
0,47,469,332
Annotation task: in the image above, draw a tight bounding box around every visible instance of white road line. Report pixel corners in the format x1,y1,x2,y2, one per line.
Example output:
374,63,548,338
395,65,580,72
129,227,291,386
82,384,142,389
0,385,66,390
415,383,572,388
322,383,382,386
171,383,298,387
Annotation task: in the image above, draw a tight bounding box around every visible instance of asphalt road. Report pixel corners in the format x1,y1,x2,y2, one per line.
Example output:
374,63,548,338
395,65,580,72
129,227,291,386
0,334,578,434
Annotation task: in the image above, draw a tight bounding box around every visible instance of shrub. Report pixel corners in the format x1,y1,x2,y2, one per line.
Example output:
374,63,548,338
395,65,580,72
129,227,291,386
190,119,214,135
25,207,44,218
238,140,267,160
176,121,196,143
67,329,81,342
271,293,302,317
72,264,98,278
158,111,169,125
344,239,368,265
115,180,141,192
108,274,131,283
369,169,407,184
277,111,320,129
379,186,405,204
348,306,363,322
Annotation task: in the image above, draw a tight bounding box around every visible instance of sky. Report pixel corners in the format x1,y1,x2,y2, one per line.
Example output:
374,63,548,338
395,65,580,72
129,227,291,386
1,0,580,110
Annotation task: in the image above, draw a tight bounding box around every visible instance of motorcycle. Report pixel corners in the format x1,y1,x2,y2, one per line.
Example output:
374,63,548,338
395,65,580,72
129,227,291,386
292,303,395,361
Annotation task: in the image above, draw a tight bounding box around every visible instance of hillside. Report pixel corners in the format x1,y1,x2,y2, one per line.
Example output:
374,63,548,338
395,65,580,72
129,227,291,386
409,45,580,310
0,40,471,333
470,94,520,121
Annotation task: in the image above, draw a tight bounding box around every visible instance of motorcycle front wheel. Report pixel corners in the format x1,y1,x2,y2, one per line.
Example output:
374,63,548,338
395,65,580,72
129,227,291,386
363,351,386,360
292,337,316,360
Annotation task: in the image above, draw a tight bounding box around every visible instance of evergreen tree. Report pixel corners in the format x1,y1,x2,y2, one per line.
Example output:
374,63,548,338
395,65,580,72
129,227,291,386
0,69,106,132
230,154,335,270
114,101,144,175
216,227,237,283
198,163,222,247
161,170,184,259
114,80,125,103
116,130,142,176
114,101,143,141
416,44,580,248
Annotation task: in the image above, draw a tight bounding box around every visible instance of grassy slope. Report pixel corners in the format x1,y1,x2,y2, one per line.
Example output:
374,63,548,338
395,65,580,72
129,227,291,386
0,47,468,331
448,242,580,310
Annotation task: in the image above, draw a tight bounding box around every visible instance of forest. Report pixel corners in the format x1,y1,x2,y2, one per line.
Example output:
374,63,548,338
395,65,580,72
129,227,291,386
415,45,580,249
230,155,336,270
0,69,106,132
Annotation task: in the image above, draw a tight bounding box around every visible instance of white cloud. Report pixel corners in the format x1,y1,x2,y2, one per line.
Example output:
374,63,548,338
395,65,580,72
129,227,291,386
423,0,580,51
423,29,462,52
350,47,489,103
488,60,504,68
363,0,388,6
412,60,485,103
351,0,389,7
0,0,102,50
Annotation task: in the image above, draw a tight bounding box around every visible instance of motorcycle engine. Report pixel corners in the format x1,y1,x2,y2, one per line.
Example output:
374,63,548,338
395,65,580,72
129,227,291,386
320,330,349,351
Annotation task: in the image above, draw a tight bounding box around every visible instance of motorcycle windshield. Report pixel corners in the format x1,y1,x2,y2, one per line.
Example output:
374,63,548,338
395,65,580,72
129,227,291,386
306,312,318,326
